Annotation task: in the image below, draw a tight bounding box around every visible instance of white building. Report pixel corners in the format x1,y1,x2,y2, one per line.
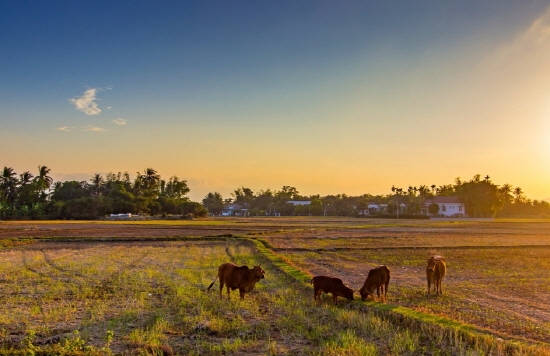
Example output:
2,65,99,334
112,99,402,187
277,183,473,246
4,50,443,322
424,196,466,217
286,200,311,206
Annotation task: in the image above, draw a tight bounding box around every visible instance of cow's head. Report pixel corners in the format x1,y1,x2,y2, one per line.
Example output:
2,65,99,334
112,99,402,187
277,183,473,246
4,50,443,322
359,287,372,301
426,257,438,273
253,265,265,279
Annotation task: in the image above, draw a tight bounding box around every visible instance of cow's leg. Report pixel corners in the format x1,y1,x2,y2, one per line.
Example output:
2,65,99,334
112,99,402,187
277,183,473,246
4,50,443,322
239,288,245,300
219,278,224,299
332,294,338,305
377,286,381,300
226,285,231,299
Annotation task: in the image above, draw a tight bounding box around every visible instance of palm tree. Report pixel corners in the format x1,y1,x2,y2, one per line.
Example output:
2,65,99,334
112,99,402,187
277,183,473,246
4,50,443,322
499,184,513,203
17,171,35,206
90,174,105,196
513,187,523,203
142,168,160,191
1,167,17,185
1,167,18,204
20,171,34,185
134,168,160,199
34,166,53,192
34,166,53,203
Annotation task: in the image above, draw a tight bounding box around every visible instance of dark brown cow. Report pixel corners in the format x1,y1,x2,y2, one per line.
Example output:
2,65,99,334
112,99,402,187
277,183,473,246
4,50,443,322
426,256,446,295
359,265,390,302
207,263,265,300
311,276,354,305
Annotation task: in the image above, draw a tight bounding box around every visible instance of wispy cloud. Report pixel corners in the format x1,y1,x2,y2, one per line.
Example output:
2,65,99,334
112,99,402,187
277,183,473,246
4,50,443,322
82,125,107,132
55,126,75,132
70,88,101,115
507,5,550,53
112,118,127,125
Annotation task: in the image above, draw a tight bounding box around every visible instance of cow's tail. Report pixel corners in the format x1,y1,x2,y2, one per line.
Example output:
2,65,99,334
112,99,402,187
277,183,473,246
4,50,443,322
207,276,218,291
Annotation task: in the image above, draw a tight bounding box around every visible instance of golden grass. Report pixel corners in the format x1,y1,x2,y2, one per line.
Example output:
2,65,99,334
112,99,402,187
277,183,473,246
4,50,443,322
2,238,547,355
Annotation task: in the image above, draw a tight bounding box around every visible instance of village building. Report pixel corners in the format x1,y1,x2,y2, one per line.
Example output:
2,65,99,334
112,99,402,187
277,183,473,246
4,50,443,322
286,200,311,206
424,196,466,217
221,203,248,216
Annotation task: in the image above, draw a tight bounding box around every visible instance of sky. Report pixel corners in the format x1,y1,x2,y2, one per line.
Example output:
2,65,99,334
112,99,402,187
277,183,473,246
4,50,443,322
1,1,550,202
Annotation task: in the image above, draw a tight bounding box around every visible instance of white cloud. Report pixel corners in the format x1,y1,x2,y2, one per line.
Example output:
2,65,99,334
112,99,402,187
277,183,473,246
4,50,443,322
55,126,74,132
506,5,550,53
112,118,127,125
70,88,101,115
82,125,107,132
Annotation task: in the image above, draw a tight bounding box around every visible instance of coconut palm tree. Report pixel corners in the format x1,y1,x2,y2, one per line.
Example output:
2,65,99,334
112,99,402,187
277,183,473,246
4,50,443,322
33,166,53,203
20,171,34,185
142,168,160,191
513,187,523,203
17,171,35,206
499,184,513,203
34,166,53,192
1,167,18,204
90,174,105,196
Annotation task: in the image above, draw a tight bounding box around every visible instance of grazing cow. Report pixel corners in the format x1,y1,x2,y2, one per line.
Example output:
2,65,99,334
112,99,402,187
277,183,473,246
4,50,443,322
207,263,265,300
311,276,354,305
359,265,390,302
426,256,446,295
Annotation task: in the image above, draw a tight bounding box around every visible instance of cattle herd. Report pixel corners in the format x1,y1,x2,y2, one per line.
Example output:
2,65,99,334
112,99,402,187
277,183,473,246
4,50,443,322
208,256,446,304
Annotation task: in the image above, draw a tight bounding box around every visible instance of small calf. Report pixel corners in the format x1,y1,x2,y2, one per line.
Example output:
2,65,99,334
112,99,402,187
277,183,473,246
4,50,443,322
311,275,354,305
359,265,390,302
426,256,446,295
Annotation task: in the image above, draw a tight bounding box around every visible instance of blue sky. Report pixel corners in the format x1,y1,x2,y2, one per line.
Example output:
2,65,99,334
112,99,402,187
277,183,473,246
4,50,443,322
2,1,550,201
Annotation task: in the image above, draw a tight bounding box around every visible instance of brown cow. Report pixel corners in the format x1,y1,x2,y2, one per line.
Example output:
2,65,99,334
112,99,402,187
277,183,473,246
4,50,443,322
311,276,354,305
426,256,446,295
207,263,265,300
359,265,390,302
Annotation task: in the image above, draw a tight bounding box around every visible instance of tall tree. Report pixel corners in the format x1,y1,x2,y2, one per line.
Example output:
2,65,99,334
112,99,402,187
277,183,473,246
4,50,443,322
232,187,254,206
17,171,35,206
1,167,18,204
90,174,105,196
34,165,53,202
202,192,224,215
513,187,524,203
164,176,190,200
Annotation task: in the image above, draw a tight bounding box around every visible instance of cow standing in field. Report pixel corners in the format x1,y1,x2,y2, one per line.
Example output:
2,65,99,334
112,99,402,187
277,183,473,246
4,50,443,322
207,263,265,300
359,265,390,302
426,256,446,295
311,276,354,305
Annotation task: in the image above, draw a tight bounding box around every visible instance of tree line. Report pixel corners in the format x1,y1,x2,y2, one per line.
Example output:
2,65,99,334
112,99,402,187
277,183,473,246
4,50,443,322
0,166,205,219
203,175,550,218
1,166,548,220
